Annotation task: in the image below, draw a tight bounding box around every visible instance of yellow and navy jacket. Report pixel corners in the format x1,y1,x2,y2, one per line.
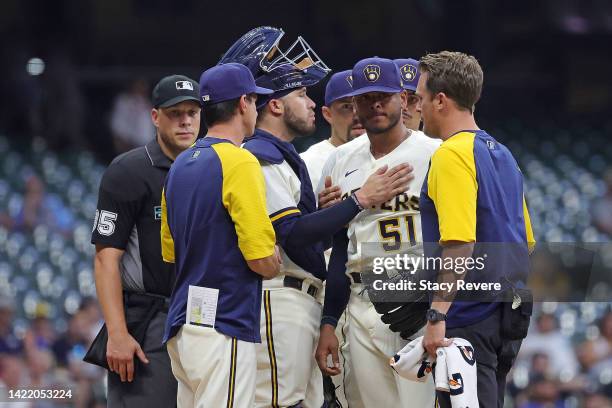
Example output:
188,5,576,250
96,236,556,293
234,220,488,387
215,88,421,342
161,137,276,343
421,130,535,328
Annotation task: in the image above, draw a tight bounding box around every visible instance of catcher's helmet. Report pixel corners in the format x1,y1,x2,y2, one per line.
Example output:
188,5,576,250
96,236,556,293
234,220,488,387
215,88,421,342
219,26,331,90
219,26,285,76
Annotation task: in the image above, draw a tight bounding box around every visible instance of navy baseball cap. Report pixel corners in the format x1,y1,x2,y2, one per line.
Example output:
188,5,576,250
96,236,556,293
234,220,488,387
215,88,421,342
199,63,273,105
254,63,328,110
324,70,354,106
393,58,420,91
152,75,200,108
347,57,403,97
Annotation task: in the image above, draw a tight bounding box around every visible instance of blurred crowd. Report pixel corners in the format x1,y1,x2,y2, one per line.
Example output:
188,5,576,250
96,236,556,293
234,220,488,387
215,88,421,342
0,171,75,238
1,296,612,407
0,129,609,408
507,308,612,407
0,296,106,407
592,169,612,237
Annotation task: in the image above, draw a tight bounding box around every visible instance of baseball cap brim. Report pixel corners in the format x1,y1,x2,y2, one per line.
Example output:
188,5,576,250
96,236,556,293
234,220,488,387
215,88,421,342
255,88,294,110
254,85,274,95
402,84,417,92
347,85,403,97
157,95,201,108
326,92,354,106
202,86,275,106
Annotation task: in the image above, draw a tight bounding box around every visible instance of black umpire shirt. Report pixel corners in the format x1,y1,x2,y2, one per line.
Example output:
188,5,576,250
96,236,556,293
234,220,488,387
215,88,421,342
91,138,173,297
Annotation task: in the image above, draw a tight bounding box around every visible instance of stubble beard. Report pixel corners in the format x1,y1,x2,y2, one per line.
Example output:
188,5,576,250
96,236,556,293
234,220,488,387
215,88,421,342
159,130,189,158
421,115,440,139
284,108,316,139
361,109,401,135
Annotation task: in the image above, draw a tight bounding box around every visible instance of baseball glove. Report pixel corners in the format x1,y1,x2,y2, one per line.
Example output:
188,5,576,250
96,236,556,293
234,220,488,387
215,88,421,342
366,269,429,340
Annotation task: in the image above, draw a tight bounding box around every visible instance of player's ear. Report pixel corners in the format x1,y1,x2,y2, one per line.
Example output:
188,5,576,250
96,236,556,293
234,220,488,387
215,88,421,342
151,108,160,127
268,98,284,116
399,90,408,111
434,92,446,112
238,94,249,114
321,106,332,125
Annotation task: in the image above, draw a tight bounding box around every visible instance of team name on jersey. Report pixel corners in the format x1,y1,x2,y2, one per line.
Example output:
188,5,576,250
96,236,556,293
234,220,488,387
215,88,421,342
341,189,420,212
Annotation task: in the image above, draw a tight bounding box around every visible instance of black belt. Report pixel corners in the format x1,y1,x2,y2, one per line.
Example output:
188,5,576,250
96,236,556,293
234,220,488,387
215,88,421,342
283,276,319,299
124,291,170,313
350,272,362,284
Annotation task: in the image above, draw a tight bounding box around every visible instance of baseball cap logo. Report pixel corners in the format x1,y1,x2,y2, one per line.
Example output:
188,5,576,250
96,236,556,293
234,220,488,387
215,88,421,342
176,80,194,91
346,74,353,87
363,65,380,82
201,95,210,102
401,64,417,81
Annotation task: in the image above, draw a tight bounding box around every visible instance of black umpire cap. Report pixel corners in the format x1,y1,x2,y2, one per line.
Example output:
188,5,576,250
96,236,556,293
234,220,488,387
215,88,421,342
152,75,200,108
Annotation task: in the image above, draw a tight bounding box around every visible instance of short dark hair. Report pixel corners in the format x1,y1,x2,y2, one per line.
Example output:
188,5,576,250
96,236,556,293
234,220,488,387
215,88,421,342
202,97,241,128
419,51,483,113
203,94,258,128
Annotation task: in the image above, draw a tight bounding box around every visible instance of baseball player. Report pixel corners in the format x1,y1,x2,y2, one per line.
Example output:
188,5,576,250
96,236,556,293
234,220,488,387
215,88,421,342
316,57,424,210
315,57,440,407
300,70,366,408
394,58,423,131
161,63,280,408
300,69,365,189
248,69,414,408
219,27,415,407
302,58,428,407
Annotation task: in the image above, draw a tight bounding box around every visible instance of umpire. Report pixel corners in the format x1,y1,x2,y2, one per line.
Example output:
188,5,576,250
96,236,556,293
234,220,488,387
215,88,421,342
91,74,200,406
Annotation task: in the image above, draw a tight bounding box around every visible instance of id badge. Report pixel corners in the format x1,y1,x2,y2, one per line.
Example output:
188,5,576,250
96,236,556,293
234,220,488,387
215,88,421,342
186,285,219,327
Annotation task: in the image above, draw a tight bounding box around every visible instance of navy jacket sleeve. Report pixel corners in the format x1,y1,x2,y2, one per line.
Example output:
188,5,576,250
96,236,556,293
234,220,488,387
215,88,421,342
321,228,351,327
272,199,359,280
274,198,360,248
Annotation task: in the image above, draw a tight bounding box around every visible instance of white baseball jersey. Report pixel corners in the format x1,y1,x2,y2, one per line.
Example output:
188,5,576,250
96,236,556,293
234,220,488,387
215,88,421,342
323,131,439,407
305,136,369,408
326,130,440,274
300,139,336,189
260,160,323,287
302,139,337,268
256,159,325,407
316,135,369,196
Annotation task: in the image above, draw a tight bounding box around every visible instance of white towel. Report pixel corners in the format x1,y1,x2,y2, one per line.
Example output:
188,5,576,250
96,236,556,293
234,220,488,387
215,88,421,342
389,337,433,382
390,336,478,408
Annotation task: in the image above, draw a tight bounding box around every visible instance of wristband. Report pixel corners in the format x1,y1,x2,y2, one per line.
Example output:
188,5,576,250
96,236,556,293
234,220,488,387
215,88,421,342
351,192,365,211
